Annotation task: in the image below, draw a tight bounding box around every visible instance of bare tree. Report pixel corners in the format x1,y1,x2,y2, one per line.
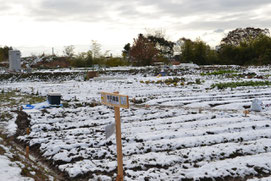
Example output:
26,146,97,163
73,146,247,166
63,45,75,58
145,28,167,39
91,40,101,59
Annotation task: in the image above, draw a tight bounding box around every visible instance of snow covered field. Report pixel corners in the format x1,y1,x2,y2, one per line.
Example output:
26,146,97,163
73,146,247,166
2,65,271,180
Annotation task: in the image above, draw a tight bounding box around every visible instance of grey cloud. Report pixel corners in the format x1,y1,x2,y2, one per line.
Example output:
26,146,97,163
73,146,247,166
2,0,271,32
30,0,162,23
144,0,271,34
214,29,224,33
39,0,105,15
113,0,271,31
2,0,271,21
28,0,109,21
0,5,9,12
116,3,144,18
177,16,271,32
0,1,16,14
136,0,271,16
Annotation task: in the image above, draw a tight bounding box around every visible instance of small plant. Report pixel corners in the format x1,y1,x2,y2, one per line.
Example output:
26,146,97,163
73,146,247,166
187,82,195,85
195,78,201,84
84,75,88,81
0,112,13,122
164,77,181,85
173,77,181,82
156,80,163,84
141,77,183,86
164,78,173,84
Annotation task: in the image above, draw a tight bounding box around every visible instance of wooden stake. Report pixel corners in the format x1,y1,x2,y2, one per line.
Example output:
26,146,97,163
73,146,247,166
145,104,150,108
243,110,249,117
114,92,124,181
26,127,30,135
26,146,29,159
26,127,30,159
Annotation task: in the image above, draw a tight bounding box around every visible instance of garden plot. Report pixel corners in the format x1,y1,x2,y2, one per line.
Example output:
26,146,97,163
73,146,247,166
0,90,64,180
18,104,271,180
2,66,271,180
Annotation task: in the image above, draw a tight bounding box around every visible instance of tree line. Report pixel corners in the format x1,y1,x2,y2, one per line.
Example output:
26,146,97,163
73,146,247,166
125,27,271,66
62,41,129,68
1,27,270,67
0,46,12,62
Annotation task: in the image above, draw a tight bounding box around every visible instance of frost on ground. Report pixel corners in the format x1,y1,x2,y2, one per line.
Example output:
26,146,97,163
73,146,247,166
18,106,271,180
0,87,57,180
0,155,33,181
0,138,34,181
2,66,271,180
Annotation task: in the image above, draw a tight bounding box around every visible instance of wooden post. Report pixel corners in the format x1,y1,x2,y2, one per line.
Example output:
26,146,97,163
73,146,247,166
114,92,124,181
115,106,123,181
26,146,29,159
101,91,129,181
26,127,30,158
243,110,249,117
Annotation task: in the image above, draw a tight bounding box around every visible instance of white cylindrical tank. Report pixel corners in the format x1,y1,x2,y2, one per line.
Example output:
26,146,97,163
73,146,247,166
9,50,21,72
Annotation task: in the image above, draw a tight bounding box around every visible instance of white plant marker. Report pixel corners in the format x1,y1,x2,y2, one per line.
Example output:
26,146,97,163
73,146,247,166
105,122,115,139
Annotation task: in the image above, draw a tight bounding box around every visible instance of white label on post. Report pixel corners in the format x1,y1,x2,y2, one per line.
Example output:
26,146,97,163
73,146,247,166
101,92,129,109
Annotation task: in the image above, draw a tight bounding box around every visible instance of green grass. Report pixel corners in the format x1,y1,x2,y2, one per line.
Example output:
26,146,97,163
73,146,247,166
140,77,195,86
0,90,46,108
211,80,271,89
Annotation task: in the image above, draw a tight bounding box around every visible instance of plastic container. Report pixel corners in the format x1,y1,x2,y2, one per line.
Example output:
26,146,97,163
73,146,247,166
47,93,61,105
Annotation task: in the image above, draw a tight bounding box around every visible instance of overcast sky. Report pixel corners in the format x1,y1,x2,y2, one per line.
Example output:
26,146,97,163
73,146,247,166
1,0,271,57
